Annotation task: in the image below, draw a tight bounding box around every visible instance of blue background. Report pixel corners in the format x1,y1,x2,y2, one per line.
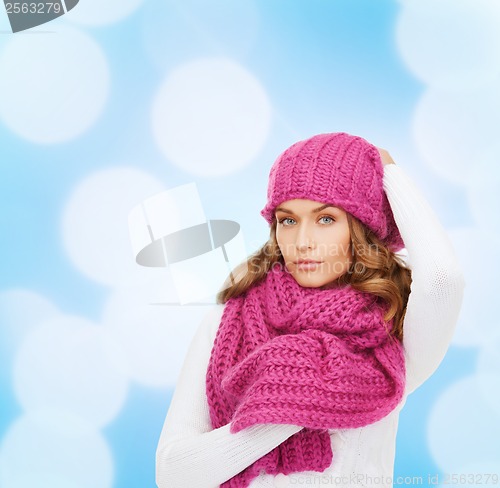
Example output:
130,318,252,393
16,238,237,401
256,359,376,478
1,0,497,486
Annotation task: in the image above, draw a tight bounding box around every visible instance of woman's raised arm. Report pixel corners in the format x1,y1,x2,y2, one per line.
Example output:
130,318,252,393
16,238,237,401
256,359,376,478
382,162,466,395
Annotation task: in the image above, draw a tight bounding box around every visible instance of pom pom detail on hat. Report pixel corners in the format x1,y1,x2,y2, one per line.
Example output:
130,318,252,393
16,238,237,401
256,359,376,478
260,132,405,253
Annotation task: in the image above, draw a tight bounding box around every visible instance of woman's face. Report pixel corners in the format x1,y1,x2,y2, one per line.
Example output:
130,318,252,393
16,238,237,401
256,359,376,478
274,199,353,288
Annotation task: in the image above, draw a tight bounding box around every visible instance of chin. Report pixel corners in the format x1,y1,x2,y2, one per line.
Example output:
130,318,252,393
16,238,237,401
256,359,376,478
292,272,331,288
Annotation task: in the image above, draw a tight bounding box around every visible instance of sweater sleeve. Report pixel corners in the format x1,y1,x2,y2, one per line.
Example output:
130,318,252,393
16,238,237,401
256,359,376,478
155,304,303,488
382,163,466,396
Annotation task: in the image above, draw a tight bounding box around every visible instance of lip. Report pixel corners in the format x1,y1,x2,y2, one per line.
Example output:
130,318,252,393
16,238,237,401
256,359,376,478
294,259,323,271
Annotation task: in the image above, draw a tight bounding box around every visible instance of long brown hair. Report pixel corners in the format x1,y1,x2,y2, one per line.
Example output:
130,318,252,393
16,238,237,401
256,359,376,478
216,214,412,342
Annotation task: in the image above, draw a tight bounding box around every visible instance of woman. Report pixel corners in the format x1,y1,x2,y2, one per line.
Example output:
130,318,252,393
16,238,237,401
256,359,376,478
155,132,465,488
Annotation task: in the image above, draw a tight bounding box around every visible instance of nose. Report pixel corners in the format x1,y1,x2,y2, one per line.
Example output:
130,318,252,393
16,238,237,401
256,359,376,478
295,223,316,252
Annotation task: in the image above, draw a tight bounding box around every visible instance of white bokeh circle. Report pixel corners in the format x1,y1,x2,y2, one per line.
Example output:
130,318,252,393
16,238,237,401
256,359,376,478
64,0,146,26
13,316,129,428
396,0,500,91
0,409,113,488
0,289,60,360
447,227,500,347
436,461,500,487
0,25,109,144
465,142,500,231
101,283,210,388
61,167,165,287
151,57,272,177
427,375,500,472
412,85,500,185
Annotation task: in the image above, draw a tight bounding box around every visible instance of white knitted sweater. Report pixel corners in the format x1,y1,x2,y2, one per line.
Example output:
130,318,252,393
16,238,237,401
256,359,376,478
155,163,466,488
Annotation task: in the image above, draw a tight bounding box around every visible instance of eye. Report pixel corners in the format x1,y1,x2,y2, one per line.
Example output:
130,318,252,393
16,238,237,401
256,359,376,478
278,217,295,226
319,216,335,224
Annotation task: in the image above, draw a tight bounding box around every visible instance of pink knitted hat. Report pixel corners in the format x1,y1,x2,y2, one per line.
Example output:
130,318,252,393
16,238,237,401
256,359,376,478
260,132,405,253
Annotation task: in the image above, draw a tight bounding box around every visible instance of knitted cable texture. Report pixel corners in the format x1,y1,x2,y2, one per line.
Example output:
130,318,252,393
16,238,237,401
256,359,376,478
205,264,406,487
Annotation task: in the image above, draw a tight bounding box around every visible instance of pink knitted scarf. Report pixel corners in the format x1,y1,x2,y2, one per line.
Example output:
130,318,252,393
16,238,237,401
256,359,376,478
206,264,406,487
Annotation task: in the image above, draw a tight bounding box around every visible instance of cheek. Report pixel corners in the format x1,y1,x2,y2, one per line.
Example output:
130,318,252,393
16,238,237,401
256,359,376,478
326,234,351,258
337,227,351,250
275,231,289,251
275,237,284,256
342,239,352,259
275,231,281,247
342,234,352,252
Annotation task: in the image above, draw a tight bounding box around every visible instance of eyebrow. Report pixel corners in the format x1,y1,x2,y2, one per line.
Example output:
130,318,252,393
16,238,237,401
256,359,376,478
274,204,338,215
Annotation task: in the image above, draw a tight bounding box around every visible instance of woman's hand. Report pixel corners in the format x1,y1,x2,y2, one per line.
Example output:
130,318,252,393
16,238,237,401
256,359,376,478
377,147,396,166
